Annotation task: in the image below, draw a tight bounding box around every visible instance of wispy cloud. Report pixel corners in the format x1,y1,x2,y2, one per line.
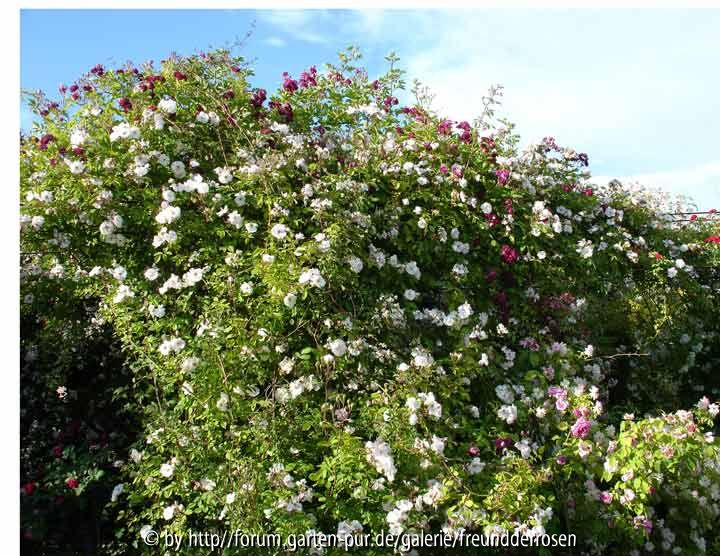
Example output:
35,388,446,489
258,10,393,48
264,36,287,48
258,10,330,45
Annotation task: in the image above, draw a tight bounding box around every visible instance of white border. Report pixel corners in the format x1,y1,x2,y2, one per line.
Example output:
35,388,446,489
5,1,720,553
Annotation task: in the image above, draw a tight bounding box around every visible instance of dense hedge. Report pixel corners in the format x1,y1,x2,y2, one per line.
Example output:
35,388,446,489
20,48,720,555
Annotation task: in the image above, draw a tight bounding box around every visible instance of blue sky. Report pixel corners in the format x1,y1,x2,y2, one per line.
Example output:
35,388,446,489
20,9,720,209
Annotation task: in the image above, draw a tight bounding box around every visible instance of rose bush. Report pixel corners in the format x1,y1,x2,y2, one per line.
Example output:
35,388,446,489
20,47,720,555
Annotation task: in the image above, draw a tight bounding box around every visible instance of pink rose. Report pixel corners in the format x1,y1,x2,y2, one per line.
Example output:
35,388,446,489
571,417,592,439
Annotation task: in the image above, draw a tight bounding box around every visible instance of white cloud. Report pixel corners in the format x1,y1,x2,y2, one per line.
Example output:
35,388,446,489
258,10,330,44
264,36,287,48
258,10,393,48
400,12,717,140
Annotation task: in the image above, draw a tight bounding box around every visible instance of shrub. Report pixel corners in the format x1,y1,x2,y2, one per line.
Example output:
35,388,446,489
20,47,720,555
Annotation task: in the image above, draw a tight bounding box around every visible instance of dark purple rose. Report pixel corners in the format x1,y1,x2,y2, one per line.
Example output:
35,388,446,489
118,97,132,112
299,66,317,88
500,244,519,264
39,134,55,150
282,72,298,93
494,437,514,453
250,88,267,109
